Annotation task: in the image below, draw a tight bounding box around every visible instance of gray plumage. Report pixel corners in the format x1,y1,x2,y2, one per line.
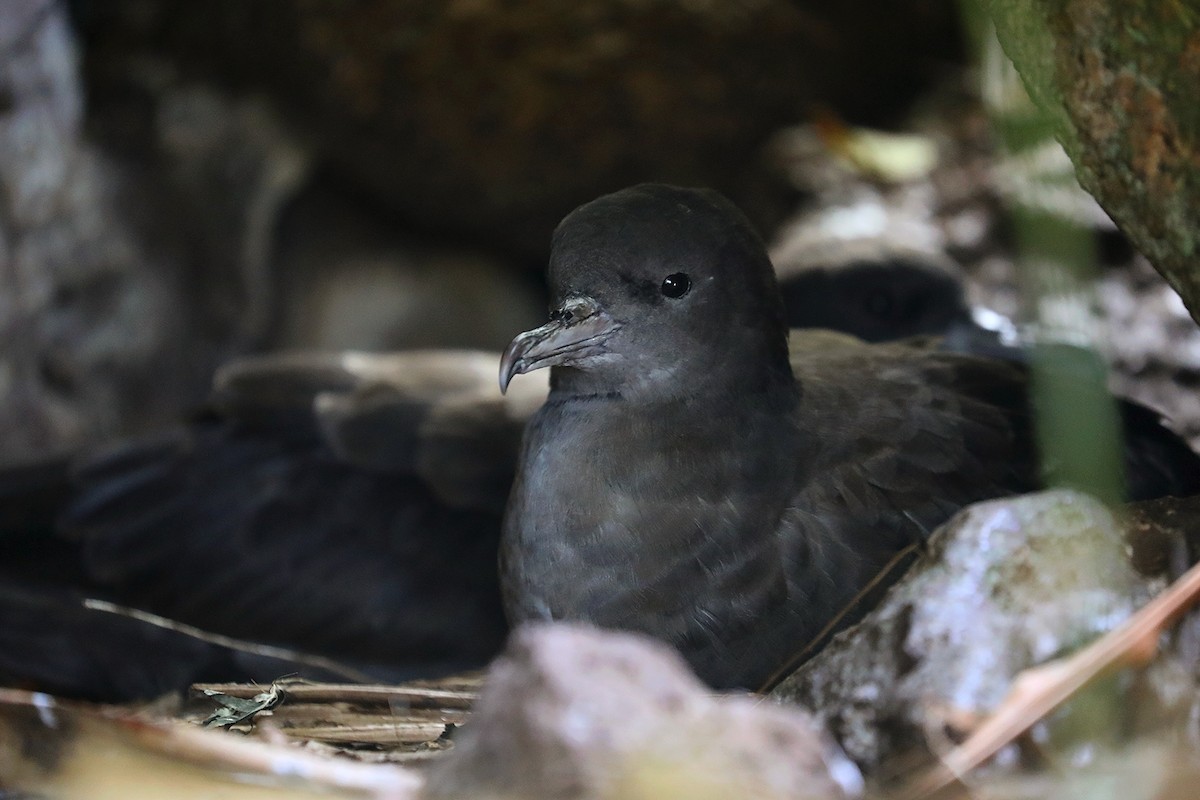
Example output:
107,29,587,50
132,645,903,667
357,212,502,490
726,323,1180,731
499,184,1046,689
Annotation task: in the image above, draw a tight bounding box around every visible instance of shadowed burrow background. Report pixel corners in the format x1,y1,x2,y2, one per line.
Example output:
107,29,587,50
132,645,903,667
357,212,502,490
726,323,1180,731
1,0,1196,462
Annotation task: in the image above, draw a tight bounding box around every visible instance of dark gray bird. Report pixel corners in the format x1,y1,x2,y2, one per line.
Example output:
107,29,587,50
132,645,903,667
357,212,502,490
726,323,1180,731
0,186,1194,701
496,183,1196,690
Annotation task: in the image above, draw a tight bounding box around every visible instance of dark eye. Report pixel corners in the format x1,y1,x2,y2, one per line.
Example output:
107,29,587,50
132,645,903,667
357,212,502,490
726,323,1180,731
660,273,691,298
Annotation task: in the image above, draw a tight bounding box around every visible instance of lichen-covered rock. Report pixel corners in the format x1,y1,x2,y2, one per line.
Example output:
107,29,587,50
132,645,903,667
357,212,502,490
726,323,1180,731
423,623,862,800
771,490,1199,773
987,0,1200,325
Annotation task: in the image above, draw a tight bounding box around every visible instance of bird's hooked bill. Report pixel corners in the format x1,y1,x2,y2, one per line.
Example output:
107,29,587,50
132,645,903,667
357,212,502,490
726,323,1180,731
499,296,618,393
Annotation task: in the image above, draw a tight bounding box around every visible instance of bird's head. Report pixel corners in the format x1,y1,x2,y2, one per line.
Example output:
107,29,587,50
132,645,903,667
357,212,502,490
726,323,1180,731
500,184,793,402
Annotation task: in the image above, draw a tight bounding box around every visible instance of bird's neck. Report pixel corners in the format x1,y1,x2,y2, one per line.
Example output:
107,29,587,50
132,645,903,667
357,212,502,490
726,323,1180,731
528,344,803,537
548,331,797,409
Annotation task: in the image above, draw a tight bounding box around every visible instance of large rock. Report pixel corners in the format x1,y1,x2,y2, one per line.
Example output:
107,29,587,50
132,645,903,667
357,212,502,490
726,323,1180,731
987,0,1200,325
0,0,196,459
424,624,862,800
772,490,1200,774
76,0,963,257
0,3,322,461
